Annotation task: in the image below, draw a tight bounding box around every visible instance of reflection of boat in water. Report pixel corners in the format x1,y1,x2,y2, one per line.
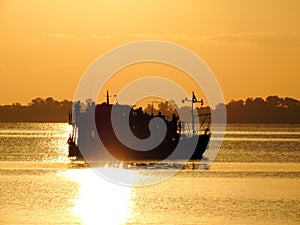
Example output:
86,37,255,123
68,92,211,161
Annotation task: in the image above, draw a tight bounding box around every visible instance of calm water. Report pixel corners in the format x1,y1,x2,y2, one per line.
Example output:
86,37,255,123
0,123,300,224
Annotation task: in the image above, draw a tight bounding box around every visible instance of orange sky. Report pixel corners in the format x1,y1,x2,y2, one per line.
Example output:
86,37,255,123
0,0,300,105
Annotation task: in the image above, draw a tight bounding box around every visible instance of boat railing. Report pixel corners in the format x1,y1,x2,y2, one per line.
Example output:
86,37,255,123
68,110,73,125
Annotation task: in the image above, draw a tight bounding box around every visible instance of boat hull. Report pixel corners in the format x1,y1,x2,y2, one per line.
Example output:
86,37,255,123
68,134,210,161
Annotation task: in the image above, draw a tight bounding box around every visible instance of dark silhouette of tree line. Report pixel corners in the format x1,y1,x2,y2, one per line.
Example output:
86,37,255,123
0,95,299,123
138,95,300,124
225,96,300,123
0,97,73,122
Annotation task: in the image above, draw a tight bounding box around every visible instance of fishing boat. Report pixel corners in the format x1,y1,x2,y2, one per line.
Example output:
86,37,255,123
68,92,211,161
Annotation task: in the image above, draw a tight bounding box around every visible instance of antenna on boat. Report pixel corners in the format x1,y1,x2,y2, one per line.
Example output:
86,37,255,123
106,91,110,105
182,92,204,136
105,91,118,105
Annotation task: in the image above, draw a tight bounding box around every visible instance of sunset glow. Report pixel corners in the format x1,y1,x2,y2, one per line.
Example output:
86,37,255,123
1,0,300,105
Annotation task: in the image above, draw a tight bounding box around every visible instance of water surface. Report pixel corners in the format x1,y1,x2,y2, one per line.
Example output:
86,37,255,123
0,123,299,224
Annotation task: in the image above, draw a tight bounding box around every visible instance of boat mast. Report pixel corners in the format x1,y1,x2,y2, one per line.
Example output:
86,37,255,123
106,90,110,105
192,97,195,136
182,92,203,136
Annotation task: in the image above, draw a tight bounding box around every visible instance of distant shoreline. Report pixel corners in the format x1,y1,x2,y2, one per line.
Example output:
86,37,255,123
0,95,299,123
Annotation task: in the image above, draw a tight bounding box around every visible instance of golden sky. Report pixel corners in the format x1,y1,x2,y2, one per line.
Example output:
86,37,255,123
0,0,300,105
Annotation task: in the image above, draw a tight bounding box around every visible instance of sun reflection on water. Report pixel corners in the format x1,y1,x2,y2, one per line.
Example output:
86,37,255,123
64,168,135,225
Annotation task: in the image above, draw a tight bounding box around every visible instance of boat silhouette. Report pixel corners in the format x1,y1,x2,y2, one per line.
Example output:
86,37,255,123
68,92,211,161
